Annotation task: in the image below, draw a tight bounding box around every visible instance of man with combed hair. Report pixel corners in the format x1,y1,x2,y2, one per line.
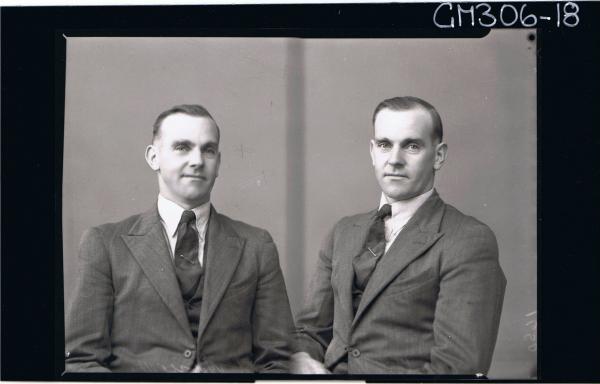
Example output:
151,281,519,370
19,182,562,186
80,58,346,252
293,96,506,375
65,104,295,373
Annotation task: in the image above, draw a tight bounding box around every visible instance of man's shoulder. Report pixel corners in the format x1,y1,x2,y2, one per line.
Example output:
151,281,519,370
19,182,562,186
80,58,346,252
214,211,273,243
440,202,497,244
85,210,152,239
329,210,374,234
339,210,373,224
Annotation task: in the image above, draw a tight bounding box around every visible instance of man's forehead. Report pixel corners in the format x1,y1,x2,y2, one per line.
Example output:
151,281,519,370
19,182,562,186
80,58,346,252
159,113,219,141
373,108,434,138
161,113,215,129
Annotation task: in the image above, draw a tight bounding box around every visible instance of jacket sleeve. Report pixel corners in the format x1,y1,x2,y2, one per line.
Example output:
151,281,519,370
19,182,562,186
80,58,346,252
251,231,296,373
293,226,336,363
411,220,506,375
64,227,113,372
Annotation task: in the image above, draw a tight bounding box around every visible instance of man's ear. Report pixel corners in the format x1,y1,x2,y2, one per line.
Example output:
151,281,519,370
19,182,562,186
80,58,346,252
145,144,160,171
433,142,448,171
369,139,376,167
215,151,221,178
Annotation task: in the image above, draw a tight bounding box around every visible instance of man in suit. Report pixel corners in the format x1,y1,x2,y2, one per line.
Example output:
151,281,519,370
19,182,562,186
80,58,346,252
292,96,506,375
65,104,295,373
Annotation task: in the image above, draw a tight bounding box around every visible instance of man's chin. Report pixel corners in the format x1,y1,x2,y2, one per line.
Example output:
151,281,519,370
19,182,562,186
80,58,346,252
170,190,210,208
382,188,412,203
184,195,210,206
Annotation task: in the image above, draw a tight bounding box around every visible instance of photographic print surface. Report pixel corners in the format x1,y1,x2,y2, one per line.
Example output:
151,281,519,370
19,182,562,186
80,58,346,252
63,31,536,377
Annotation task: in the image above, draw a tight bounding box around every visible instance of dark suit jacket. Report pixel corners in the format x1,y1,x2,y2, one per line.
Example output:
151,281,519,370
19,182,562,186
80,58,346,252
295,190,506,374
65,205,295,373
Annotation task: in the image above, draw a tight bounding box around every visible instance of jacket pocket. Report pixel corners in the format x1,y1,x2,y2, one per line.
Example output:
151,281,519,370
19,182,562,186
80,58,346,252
380,269,437,297
222,282,255,301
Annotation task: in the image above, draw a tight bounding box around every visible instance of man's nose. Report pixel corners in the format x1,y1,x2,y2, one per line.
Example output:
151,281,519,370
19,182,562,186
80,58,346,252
387,145,405,166
188,148,204,167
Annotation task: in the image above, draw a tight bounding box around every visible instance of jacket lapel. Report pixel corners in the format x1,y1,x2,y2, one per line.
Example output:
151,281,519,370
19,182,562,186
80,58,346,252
352,191,446,327
197,206,245,340
335,212,375,333
121,207,191,337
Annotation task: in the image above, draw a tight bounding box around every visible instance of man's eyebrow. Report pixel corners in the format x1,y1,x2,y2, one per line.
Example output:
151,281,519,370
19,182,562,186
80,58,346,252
400,138,426,145
171,139,193,146
373,137,391,142
201,141,219,149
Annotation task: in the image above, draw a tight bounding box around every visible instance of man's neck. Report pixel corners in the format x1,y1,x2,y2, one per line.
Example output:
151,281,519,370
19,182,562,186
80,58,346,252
157,194,211,237
159,193,209,211
379,188,434,221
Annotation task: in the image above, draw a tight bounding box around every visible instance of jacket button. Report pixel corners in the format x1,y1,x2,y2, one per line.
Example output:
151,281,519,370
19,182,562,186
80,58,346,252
351,348,360,357
184,349,193,358
65,351,70,358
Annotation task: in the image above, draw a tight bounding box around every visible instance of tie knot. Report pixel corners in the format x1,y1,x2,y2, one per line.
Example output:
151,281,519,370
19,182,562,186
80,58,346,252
180,210,196,225
376,204,392,220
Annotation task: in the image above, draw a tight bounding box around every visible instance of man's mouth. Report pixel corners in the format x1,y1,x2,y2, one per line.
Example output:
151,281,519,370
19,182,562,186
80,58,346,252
384,173,408,179
182,174,206,180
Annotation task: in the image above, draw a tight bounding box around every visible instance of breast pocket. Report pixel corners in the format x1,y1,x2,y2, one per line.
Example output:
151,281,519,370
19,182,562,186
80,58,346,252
381,269,438,297
221,280,256,302
220,264,257,301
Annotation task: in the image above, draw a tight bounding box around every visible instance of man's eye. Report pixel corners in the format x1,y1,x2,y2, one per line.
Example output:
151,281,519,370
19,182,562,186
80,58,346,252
204,148,217,158
406,143,420,152
174,145,189,151
377,142,391,150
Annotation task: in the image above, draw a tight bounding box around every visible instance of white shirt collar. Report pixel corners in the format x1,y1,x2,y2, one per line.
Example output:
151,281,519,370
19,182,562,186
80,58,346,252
157,194,211,238
378,188,434,231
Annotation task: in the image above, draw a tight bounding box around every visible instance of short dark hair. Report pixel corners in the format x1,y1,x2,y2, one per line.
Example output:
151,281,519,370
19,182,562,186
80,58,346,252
372,96,443,143
152,104,220,142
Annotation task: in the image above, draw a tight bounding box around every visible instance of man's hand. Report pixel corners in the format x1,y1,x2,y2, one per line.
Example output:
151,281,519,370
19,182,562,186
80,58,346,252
290,352,331,374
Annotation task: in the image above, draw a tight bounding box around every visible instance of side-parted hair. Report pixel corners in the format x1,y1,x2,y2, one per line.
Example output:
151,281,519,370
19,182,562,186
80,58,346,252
372,96,443,143
152,104,220,142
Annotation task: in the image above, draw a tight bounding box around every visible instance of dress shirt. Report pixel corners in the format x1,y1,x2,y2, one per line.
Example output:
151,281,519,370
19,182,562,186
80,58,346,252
379,188,434,252
157,194,211,266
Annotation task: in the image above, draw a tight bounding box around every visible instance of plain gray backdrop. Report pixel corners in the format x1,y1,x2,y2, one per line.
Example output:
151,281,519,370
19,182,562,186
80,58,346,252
63,32,537,378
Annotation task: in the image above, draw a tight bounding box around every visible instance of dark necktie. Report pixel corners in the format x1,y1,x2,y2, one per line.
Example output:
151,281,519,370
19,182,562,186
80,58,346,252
174,210,203,300
352,204,392,311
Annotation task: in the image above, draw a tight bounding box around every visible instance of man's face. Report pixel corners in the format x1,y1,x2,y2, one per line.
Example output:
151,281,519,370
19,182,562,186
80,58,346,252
370,107,447,203
145,113,221,209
